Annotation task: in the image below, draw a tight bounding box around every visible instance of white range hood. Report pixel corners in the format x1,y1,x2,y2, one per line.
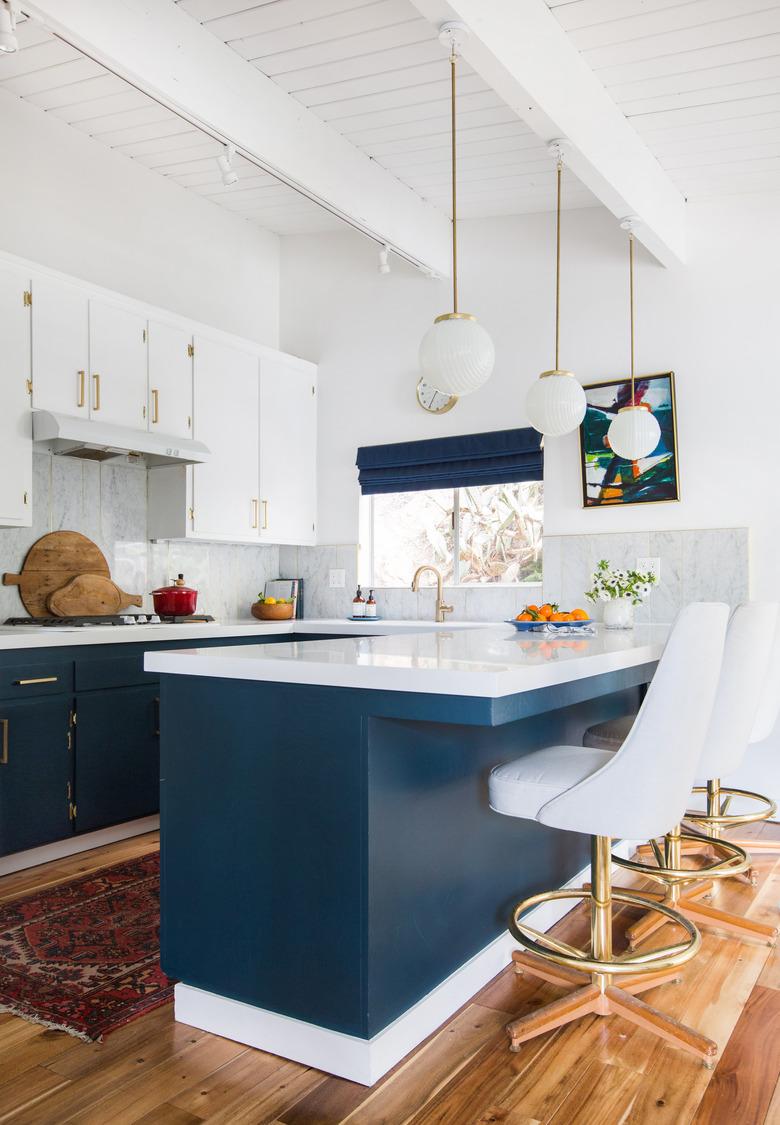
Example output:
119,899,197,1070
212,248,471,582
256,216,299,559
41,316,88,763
32,411,210,465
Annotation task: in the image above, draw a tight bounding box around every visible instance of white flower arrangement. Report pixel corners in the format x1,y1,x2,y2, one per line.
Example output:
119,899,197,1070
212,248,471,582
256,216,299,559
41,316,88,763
585,559,658,607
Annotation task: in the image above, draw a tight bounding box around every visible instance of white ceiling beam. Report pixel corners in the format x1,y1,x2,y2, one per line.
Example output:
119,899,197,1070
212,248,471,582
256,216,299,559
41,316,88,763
22,0,452,275
408,0,687,265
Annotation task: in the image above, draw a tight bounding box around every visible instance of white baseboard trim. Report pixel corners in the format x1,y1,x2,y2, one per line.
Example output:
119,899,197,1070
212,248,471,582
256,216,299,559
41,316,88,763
175,838,640,1086
0,816,160,877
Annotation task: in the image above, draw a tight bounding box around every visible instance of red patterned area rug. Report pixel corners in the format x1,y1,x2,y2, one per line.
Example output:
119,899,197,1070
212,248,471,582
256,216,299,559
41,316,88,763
0,851,173,1041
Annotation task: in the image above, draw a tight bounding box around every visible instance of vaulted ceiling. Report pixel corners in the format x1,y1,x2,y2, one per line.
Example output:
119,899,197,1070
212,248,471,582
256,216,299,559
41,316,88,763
5,0,779,267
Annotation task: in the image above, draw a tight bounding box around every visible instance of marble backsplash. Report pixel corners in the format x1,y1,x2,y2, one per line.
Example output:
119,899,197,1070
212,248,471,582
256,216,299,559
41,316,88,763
1,455,749,627
0,453,279,622
281,526,749,625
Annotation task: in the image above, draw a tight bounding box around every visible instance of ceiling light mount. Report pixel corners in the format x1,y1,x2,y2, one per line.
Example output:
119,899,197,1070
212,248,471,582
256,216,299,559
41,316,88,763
438,20,469,57
0,0,21,54
216,143,238,187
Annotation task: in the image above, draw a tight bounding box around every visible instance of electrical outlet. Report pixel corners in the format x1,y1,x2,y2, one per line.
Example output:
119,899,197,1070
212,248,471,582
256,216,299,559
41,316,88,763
329,569,346,589
637,557,661,581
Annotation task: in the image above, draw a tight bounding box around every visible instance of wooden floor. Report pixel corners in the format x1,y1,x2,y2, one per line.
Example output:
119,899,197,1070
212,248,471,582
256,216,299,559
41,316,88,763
0,827,778,1125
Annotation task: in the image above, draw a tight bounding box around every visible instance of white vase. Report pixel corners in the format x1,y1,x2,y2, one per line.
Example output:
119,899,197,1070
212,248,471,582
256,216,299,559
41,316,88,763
602,596,634,630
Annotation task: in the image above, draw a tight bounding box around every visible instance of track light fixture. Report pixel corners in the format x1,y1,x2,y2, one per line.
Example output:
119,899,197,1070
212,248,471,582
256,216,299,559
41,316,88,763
0,1,21,54
378,245,391,275
216,143,238,187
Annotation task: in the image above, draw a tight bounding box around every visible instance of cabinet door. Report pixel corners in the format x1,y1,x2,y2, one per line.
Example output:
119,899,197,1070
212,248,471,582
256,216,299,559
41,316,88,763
0,264,33,528
0,697,72,856
148,320,193,440
31,275,89,417
259,358,317,544
191,335,259,540
75,686,159,834
89,299,148,430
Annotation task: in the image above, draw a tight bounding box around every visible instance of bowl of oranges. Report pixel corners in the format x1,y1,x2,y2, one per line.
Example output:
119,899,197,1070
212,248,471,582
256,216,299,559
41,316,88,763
508,603,590,631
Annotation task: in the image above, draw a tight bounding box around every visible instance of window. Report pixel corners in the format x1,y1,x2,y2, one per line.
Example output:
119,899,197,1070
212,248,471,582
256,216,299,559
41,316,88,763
363,481,543,588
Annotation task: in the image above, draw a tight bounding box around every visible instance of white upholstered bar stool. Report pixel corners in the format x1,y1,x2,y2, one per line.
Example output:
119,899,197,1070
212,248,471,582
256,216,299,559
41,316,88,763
488,603,728,1065
686,606,780,861
587,603,780,950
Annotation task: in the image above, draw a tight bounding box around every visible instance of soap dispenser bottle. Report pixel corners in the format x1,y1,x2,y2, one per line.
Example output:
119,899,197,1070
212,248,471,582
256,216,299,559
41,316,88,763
365,589,377,618
352,586,365,618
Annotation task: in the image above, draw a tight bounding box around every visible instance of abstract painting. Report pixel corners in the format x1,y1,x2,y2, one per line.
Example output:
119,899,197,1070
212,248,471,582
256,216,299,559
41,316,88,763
579,372,679,508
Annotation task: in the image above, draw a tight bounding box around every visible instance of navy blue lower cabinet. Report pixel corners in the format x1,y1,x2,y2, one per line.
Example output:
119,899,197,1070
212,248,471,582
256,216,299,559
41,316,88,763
0,697,73,856
159,672,648,1040
74,686,160,834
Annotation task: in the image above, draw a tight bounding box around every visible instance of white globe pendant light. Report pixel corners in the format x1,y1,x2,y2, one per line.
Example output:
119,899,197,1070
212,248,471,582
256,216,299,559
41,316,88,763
418,23,495,397
606,224,662,461
524,145,586,437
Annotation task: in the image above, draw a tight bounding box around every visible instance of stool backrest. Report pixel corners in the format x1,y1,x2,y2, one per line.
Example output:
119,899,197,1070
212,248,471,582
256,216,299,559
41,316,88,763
539,602,728,841
750,614,780,745
702,602,779,778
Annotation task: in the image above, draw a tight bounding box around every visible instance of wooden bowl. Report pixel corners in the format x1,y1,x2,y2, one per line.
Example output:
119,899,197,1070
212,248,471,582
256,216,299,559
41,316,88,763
251,601,294,621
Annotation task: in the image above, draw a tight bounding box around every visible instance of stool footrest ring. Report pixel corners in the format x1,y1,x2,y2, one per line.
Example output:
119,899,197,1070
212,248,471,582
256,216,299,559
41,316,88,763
686,786,777,830
613,833,750,883
510,887,700,976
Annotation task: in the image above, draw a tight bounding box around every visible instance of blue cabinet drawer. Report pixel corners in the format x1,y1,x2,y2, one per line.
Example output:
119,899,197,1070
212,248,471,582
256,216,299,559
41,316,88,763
0,661,73,700
76,653,155,692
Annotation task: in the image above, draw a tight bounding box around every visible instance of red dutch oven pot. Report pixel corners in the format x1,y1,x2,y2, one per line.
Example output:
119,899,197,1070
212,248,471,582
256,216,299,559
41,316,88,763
151,574,198,617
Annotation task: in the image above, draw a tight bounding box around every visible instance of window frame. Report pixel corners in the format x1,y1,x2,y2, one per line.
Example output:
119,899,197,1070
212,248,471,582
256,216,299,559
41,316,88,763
360,485,543,590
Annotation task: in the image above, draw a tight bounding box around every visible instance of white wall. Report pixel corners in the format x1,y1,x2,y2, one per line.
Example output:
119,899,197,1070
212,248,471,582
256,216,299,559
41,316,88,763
280,195,780,601
0,90,279,345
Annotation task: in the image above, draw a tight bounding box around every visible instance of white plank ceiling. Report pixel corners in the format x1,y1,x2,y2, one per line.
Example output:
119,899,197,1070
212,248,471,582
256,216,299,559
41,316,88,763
0,15,344,236
547,0,780,201
173,0,601,219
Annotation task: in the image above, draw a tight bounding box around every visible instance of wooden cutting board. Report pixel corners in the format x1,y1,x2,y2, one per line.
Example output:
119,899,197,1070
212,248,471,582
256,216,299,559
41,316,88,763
3,531,130,617
48,574,143,617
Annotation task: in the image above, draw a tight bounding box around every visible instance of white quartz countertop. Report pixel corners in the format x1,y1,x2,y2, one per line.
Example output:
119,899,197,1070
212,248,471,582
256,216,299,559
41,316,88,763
144,624,669,698
0,616,483,651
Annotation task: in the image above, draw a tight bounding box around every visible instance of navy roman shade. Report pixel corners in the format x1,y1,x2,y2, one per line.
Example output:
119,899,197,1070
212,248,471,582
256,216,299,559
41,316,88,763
356,427,543,495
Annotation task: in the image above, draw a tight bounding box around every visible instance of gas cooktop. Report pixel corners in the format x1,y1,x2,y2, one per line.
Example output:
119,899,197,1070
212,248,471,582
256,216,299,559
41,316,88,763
4,615,216,627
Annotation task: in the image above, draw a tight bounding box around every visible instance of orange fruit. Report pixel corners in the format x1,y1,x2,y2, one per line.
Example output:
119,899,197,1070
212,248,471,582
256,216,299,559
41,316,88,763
551,611,571,622
571,608,589,621
526,604,540,614
516,612,533,621
539,604,553,619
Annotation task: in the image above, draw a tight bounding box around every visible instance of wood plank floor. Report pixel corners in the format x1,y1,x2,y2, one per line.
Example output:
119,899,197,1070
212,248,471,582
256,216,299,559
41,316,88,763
0,825,777,1124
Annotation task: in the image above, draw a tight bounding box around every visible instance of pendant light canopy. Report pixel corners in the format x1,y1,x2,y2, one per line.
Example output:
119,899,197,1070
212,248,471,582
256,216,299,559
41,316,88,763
606,222,662,462
525,144,586,437
418,23,494,397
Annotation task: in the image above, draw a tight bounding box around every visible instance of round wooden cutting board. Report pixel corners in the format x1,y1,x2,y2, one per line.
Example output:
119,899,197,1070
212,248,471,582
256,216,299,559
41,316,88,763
3,531,113,617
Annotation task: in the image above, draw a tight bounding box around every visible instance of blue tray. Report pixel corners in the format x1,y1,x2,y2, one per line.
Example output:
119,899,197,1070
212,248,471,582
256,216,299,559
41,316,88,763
506,618,592,632
347,616,382,621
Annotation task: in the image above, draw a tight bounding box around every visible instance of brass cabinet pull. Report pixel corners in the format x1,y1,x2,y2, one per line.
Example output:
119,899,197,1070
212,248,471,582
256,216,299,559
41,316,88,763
251,498,259,529
262,499,269,530
0,719,7,766
151,388,159,424
15,676,58,686
92,373,101,410
77,370,86,408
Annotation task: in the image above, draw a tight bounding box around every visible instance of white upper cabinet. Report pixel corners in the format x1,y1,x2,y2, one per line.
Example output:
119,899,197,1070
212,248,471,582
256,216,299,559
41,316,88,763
259,357,317,546
0,264,33,527
89,299,148,430
30,275,90,417
147,320,193,440
190,335,259,541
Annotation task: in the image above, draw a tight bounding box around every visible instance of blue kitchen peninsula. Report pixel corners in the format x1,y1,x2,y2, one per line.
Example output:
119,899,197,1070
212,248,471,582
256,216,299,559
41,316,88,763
145,624,667,1084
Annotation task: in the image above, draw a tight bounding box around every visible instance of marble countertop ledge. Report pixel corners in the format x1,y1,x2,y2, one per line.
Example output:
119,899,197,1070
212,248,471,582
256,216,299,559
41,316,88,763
0,617,486,651
144,624,670,698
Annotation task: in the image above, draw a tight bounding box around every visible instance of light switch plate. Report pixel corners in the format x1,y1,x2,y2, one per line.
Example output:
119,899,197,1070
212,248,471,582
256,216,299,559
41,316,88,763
637,557,661,581
329,569,346,589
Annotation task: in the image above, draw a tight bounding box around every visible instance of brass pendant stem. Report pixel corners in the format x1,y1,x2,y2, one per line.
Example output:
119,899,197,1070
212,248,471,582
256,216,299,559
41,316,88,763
555,159,562,371
629,232,636,404
450,52,458,315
